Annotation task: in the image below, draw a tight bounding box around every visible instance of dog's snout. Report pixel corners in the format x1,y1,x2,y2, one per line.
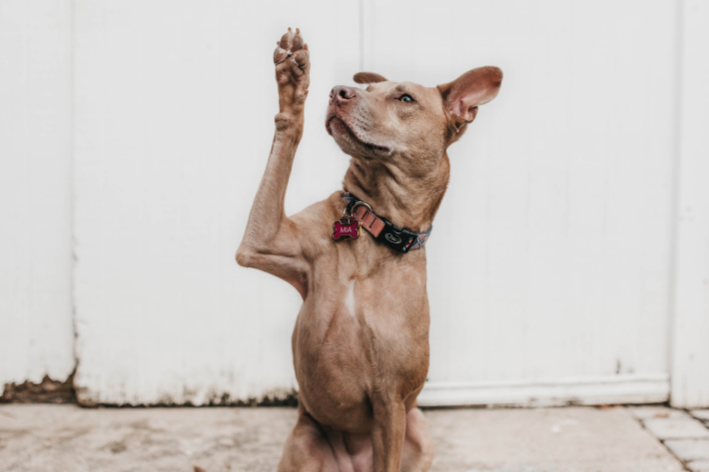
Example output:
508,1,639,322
330,86,357,103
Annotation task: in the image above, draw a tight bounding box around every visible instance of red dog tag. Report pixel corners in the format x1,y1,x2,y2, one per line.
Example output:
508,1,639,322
333,216,360,240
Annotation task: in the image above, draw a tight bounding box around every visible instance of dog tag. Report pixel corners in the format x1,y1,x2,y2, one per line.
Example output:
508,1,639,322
332,216,360,240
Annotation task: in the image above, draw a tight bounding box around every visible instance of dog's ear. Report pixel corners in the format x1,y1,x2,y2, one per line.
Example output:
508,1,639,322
438,66,502,132
353,72,388,84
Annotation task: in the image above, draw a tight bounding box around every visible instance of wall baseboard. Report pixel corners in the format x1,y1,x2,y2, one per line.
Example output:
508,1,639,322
418,374,670,407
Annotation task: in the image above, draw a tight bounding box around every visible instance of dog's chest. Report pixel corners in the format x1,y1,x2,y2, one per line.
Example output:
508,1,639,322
298,261,430,362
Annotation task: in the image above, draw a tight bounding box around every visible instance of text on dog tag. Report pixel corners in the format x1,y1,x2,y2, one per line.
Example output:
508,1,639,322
333,216,360,240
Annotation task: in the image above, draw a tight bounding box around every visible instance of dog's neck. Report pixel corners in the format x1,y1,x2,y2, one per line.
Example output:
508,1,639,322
342,154,451,233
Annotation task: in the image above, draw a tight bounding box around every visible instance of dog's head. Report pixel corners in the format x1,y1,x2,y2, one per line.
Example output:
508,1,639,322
325,67,502,175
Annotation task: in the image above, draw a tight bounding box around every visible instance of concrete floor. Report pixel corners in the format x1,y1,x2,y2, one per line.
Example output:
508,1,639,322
0,405,685,472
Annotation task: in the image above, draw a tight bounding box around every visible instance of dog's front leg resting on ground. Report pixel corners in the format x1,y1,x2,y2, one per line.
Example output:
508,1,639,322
236,28,311,296
372,399,408,472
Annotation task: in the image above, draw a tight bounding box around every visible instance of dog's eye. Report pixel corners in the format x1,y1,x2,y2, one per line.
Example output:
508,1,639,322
399,94,414,103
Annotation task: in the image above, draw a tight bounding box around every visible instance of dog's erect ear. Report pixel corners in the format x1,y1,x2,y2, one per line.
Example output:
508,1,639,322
353,72,388,84
438,66,503,132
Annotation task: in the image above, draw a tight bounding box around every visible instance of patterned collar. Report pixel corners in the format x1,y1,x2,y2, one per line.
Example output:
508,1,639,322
342,192,432,254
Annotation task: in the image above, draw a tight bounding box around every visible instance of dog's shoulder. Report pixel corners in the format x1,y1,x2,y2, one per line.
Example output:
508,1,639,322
290,191,343,255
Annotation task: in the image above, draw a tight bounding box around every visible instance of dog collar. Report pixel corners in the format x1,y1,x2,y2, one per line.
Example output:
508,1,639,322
341,192,432,254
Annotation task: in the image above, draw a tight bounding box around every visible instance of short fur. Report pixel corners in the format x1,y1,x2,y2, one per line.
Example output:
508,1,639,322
237,28,502,472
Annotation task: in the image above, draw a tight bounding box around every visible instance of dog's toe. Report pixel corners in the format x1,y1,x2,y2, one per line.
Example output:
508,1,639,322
291,28,304,52
291,47,309,77
279,27,294,50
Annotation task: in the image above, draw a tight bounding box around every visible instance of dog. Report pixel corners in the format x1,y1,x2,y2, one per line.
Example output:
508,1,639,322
236,28,502,472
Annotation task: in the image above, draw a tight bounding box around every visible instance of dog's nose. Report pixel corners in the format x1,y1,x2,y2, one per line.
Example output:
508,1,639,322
330,86,357,102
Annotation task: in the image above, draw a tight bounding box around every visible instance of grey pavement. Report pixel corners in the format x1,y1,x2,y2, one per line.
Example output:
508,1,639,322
0,404,690,472
692,410,709,424
631,406,709,472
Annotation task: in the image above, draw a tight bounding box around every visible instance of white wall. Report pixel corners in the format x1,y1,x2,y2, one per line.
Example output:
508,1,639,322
72,0,680,406
671,0,709,409
72,0,357,405
1,0,707,407
369,0,678,406
0,1,75,388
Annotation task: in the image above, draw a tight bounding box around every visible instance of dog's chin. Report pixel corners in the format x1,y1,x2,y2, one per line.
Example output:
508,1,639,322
327,116,390,157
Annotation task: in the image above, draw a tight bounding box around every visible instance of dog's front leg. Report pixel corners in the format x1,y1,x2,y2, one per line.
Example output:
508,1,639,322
371,397,408,472
236,28,310,297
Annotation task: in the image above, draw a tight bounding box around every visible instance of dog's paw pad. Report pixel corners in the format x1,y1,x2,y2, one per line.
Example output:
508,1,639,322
290,46,309,77
273,28,310,101
274,28,305,65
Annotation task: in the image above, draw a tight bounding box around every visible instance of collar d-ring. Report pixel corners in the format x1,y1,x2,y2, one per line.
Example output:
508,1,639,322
349,201,373,218
340,192,432,254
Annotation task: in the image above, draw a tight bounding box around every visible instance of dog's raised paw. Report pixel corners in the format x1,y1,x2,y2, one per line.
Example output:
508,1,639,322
273,28,310,106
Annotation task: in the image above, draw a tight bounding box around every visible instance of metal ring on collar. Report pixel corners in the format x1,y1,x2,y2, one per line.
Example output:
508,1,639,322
350,201,373,218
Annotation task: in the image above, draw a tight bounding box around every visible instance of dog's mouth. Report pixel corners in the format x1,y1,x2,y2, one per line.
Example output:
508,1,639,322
326,115,390,155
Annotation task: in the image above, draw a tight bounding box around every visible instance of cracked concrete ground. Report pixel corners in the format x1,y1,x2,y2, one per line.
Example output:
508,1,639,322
0,404,687,472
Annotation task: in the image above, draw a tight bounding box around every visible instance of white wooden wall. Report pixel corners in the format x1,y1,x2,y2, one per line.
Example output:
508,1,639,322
671,0,709,409
72,0,356,405
367,0,678,406
2,0,707,407
0,1,75,389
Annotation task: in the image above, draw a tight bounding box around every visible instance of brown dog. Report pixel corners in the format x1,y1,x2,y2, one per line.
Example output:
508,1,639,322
237,28,502,472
